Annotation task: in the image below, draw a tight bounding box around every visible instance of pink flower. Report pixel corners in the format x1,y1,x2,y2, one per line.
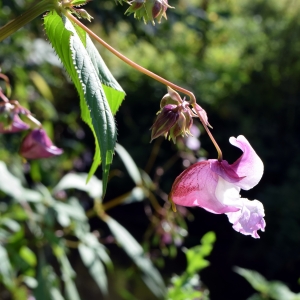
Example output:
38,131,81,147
20,129,63,159
169,135,265,238
0,114,29,133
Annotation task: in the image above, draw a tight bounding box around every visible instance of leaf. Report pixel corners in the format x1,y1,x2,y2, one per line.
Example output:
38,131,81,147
115,143,142,186
44,12,125,197
234,267,269,294
78,243,108,294
0,161,24,201
185,232,216,275
23,276,38,289
19,246,37,267
53,245,81,300
53,173,102,199
235,267,300,300
34,254,65,300
0,245,14,288
104,216,166,298
83,34,125,114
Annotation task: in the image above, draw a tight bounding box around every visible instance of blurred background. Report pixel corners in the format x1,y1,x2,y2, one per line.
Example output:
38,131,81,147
1,0,300,299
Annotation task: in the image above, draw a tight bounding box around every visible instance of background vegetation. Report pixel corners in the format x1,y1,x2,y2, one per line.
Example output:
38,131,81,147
1,0,300,299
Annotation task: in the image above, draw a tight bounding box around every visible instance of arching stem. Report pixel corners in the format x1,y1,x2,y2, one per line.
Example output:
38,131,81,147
65,11,223,160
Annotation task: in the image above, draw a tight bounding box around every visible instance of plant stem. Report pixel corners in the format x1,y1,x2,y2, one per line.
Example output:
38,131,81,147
195,109,223,161
65,12,195,101
0,0,56,42
65,11,223,160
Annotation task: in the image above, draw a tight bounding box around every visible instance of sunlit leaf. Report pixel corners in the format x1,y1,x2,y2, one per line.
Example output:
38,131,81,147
19,246,37,267
78,243,107,294
104,216,166,298
115,143,142,186
44,12,125,197
53,173,102,199
0,245,14,287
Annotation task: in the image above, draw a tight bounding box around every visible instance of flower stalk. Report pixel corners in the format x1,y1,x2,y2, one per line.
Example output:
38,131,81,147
0,0,56,42
65,11,223,159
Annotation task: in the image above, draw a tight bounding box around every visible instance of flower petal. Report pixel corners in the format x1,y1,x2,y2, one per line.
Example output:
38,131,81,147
170,161,239,214
229,135,264,190
211,135,263,190
0,115,29,133
20,129,63,159
226,199,265,238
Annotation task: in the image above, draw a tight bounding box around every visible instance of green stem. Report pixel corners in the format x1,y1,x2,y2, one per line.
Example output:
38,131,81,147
65,11,196,101
65,11,223,160
195,109,223,161
0,0,56,42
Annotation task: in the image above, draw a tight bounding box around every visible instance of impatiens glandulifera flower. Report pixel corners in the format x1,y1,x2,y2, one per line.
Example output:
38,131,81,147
0,114,29,133
169,135,265,238
151,87,194,143
20,129,63,159
125,0,171,24
0,102,30,133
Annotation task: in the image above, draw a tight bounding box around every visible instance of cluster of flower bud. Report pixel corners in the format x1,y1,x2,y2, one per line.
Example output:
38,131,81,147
0,98,63,160
125,0,171,24
151,87,194,143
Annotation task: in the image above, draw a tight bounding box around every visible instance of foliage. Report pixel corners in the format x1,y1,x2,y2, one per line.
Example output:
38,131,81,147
167,231,215,300
1,0,300,299
235,267,300,300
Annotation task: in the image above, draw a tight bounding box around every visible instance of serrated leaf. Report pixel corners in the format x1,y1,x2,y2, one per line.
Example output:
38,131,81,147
104,216,166,298
44,12,124,197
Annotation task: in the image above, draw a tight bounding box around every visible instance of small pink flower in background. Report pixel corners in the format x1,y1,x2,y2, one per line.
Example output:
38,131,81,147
169,135,265,238
184,124,201,151
0,114,29,133
20,129,63,159
151,87,194,143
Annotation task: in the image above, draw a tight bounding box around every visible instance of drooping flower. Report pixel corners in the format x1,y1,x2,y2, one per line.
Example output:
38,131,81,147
169,135,265,238
125,0,171,24
0,114,29,133
20,129,63,159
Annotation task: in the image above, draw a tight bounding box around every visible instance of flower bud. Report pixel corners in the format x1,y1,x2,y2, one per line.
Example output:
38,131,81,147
125,0,171,24
160,87,183,108
168,106,193,143
0,114,29,133
150,104,179,142
20,129,63,159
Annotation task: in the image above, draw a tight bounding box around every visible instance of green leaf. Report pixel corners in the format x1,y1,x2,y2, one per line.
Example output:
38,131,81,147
0,245,14,287
44,12,125,197
83,35,125,114
23,276,38,289
104,216,166,298
185,232,216,275
53,245,81,300
115,143,142,186
78,243,108,294
53,173,102,199
19,246,37,267
0,161,24,201
234,267,269,294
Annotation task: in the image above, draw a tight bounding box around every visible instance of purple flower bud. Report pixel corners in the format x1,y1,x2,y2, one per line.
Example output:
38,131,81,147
20,129,63,159
0,114,29,133
125,0,171,24
150,104,179,141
